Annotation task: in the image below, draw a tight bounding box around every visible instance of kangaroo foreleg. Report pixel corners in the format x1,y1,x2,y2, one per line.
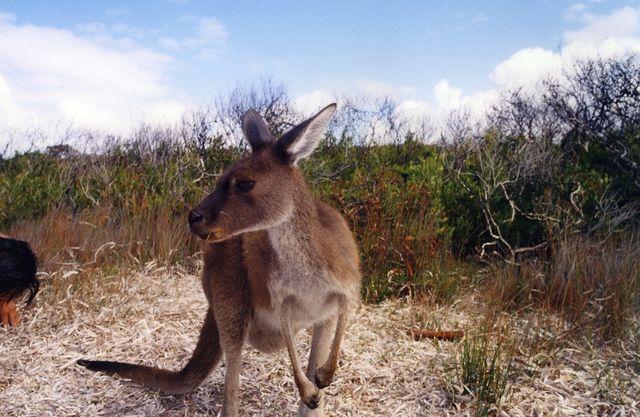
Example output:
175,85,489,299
306,317,336,380
296,318,335,417
314,303,348,389
78,308,221,395
280,311,320,410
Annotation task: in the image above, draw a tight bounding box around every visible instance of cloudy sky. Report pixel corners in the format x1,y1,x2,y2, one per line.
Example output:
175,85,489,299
0,0,639,143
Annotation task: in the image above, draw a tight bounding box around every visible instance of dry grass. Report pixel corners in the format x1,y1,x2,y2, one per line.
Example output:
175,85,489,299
8,207,200,272
1,264,639,416
483,234,640,342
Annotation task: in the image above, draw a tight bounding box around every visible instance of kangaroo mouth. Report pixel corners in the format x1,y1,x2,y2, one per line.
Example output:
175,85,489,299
199,226,228,243
190,223,228,242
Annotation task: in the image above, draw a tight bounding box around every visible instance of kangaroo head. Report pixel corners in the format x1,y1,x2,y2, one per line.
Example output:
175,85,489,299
188,104,336,242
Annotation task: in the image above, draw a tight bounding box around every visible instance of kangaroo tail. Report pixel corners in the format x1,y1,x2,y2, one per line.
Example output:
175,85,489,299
78,309,221,394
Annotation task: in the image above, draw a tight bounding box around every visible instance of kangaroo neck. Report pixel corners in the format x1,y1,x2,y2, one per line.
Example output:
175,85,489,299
267,194,317,262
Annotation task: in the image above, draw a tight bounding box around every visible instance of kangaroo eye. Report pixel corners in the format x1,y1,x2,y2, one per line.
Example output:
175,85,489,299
236,180,255,192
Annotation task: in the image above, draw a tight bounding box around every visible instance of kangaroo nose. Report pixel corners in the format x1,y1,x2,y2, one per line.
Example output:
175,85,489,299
188,209,204,226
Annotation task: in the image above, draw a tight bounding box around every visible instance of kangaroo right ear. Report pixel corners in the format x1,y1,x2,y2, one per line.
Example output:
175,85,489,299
242,109,274,152
276,104,336,166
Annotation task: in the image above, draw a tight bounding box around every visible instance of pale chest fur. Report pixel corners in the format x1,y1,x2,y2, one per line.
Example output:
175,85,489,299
248,222,342,337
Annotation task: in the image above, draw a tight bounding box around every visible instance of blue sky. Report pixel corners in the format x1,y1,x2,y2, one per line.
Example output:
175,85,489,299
1,0,639,142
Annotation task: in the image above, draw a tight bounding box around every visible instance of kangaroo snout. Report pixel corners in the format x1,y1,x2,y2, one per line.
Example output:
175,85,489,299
188,209,204,226
188,209,210,239
188,209,227,241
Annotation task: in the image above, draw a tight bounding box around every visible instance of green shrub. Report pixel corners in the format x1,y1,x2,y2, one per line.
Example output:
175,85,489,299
453,332,513,417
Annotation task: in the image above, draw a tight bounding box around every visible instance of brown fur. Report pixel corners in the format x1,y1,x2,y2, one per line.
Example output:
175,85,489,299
78,104,361,417
0,300,19,326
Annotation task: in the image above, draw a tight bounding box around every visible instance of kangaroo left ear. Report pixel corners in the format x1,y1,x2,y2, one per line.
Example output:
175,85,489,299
242,109,274,152
276,104,336,165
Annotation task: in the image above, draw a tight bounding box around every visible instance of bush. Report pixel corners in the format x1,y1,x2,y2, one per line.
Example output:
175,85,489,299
447,331,513,417
483,234,640,340
307,141,454,302
2,57,639,318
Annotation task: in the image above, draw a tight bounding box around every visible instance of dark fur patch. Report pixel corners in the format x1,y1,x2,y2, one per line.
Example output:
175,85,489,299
0,237,39,303
77,359,125,375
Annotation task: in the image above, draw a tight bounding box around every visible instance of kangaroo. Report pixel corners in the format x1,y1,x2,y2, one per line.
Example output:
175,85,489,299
78,104,362,417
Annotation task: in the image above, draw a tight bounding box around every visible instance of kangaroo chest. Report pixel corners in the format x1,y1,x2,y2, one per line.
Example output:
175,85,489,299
243,227,338,341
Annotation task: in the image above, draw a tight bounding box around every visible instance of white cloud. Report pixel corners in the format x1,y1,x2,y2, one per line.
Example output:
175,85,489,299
460,7,640,128
294,79,415,113
0,74,18,120
158,36,181,51
396,99,434,136
397,86,496,137
491,6,640,92
460,89,500,122
294,78,489,141
294,6,640,141
0,11,15,23
161,16,228,61
562,7,640,59
566,7,640,43
397,99,433,118
0,16,190,142
456,7,640,126
570,3,587,13
566,3,588,20
195,17,228,43
432,79,462,109
491,47,563,88
4,5,640,149
294,89,337,114
354,79,415,99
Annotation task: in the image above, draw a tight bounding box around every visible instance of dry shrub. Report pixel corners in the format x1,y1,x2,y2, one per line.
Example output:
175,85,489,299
484,233,640,340
547,234,639,339
336,164,450,302
7,205,200,283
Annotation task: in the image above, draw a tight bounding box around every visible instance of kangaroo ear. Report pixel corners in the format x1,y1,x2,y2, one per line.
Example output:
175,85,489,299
242,109,274,152
276,104,336,165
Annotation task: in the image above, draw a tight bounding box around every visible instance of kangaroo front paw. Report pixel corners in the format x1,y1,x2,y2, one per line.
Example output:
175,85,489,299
314,365,335,389
302,385,321,409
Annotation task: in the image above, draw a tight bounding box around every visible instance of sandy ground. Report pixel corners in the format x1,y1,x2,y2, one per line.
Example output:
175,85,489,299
1,264,638,416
